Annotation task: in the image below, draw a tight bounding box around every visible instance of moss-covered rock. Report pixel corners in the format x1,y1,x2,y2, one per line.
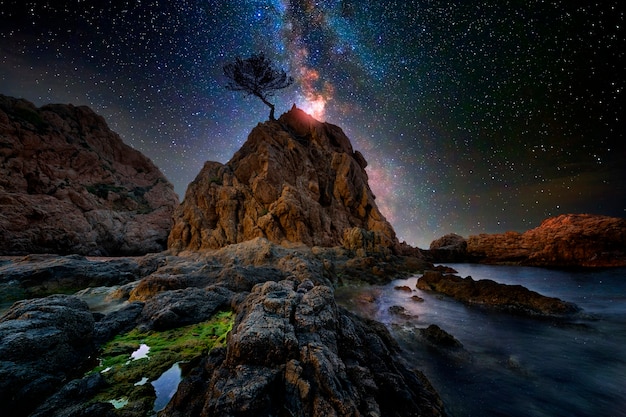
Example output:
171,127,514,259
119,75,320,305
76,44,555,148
88,311,233,416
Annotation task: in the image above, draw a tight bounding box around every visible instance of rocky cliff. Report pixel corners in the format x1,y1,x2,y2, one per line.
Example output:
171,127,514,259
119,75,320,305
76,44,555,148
0,95,179,255
168,106,399,254
430,214,626,267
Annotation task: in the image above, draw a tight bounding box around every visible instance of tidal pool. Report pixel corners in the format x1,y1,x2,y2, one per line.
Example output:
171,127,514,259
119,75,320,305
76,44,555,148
152,362,183,412
130,343,150,361
88,311,234,415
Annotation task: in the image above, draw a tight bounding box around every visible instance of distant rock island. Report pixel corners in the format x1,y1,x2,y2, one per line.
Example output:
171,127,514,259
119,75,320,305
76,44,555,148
0,94,179,256
429,214,626,267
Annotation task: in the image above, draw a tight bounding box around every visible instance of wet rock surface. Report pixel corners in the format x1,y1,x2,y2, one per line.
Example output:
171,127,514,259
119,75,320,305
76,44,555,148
0,239,444,417
164,279,446,417
417,270,580,316
0,295,97,417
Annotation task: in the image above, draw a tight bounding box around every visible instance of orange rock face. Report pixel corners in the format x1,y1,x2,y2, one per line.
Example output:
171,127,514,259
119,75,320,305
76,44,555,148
467,214,626,267
168,106,398,253
0,95,179,255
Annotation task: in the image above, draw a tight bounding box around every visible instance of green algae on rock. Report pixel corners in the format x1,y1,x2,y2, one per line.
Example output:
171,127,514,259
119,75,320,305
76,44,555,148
88,310,233,414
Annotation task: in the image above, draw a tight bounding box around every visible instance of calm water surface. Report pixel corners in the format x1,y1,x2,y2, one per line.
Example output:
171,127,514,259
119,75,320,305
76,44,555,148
336,264,626,417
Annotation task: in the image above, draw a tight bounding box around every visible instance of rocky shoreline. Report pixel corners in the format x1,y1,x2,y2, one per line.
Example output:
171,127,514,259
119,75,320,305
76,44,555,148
0,241,447,417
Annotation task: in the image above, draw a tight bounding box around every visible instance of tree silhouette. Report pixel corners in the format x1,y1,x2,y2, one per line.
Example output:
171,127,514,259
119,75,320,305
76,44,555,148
223,52,294,120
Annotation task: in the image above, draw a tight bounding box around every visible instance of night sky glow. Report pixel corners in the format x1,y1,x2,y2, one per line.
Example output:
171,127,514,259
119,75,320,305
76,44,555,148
1,0,624,248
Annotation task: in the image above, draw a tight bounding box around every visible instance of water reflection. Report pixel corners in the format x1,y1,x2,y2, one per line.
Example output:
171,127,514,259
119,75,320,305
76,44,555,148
130,344,150,361
152,362,182,412
336,265,626,417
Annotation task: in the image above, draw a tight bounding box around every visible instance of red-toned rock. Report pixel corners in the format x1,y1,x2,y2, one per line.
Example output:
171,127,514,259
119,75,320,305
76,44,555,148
467,214,626,267
168,106,398,254
0,95,179,255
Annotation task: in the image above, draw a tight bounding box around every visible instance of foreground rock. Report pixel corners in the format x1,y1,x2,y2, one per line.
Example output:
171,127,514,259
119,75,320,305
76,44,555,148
0,94,179,256
0,295,96,417
169,106,399,254
428,214,626,267
0,240,442,417
0,253,163,303
163,280,446,417
417,270,579,316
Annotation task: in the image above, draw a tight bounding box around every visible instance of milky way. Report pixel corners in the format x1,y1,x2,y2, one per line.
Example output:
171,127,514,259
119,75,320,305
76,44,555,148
1,0,624,247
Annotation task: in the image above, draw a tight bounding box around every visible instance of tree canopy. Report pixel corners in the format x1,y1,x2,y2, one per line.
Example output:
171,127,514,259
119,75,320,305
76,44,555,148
223,52,294,120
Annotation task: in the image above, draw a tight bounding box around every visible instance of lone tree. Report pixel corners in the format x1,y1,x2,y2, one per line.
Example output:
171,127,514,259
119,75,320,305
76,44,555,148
223,52,294,120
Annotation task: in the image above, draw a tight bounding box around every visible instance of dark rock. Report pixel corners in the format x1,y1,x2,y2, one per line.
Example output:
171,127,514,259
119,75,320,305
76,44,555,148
0,209,442,416
162,279,446,417
429,234,467,251
389,305,413,318
431,265,458,274
394,285,413,292
419,324,463,348
417,270,579,316
138,286,233,330
93,301,144,345
0,94,179,256
426,233,470,262
0,253,163,299
0,295,97,417
29,373,116,417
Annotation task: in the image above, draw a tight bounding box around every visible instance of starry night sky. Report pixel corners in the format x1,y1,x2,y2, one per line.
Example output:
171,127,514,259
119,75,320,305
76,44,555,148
1,0,624,248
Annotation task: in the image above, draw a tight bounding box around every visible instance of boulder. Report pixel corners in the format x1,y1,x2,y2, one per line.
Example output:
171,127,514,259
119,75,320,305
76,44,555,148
417,270,579,316
466,214,626,267
0,94,179,256
168,106,398,254
0,295,96,417
419,324,463,348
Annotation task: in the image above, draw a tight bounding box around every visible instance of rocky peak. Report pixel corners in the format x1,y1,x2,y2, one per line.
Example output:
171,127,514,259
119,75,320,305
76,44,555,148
169,106,399,253
0,94,179,255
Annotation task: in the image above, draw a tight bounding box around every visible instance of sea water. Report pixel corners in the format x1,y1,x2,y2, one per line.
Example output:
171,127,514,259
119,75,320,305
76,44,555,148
336,264,626,417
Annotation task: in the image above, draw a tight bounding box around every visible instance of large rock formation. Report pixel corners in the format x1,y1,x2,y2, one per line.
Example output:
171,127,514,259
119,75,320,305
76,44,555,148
0,94,179,256
427,214,626,267
466,214,626,267
427,233,469,263
169,106,398,254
